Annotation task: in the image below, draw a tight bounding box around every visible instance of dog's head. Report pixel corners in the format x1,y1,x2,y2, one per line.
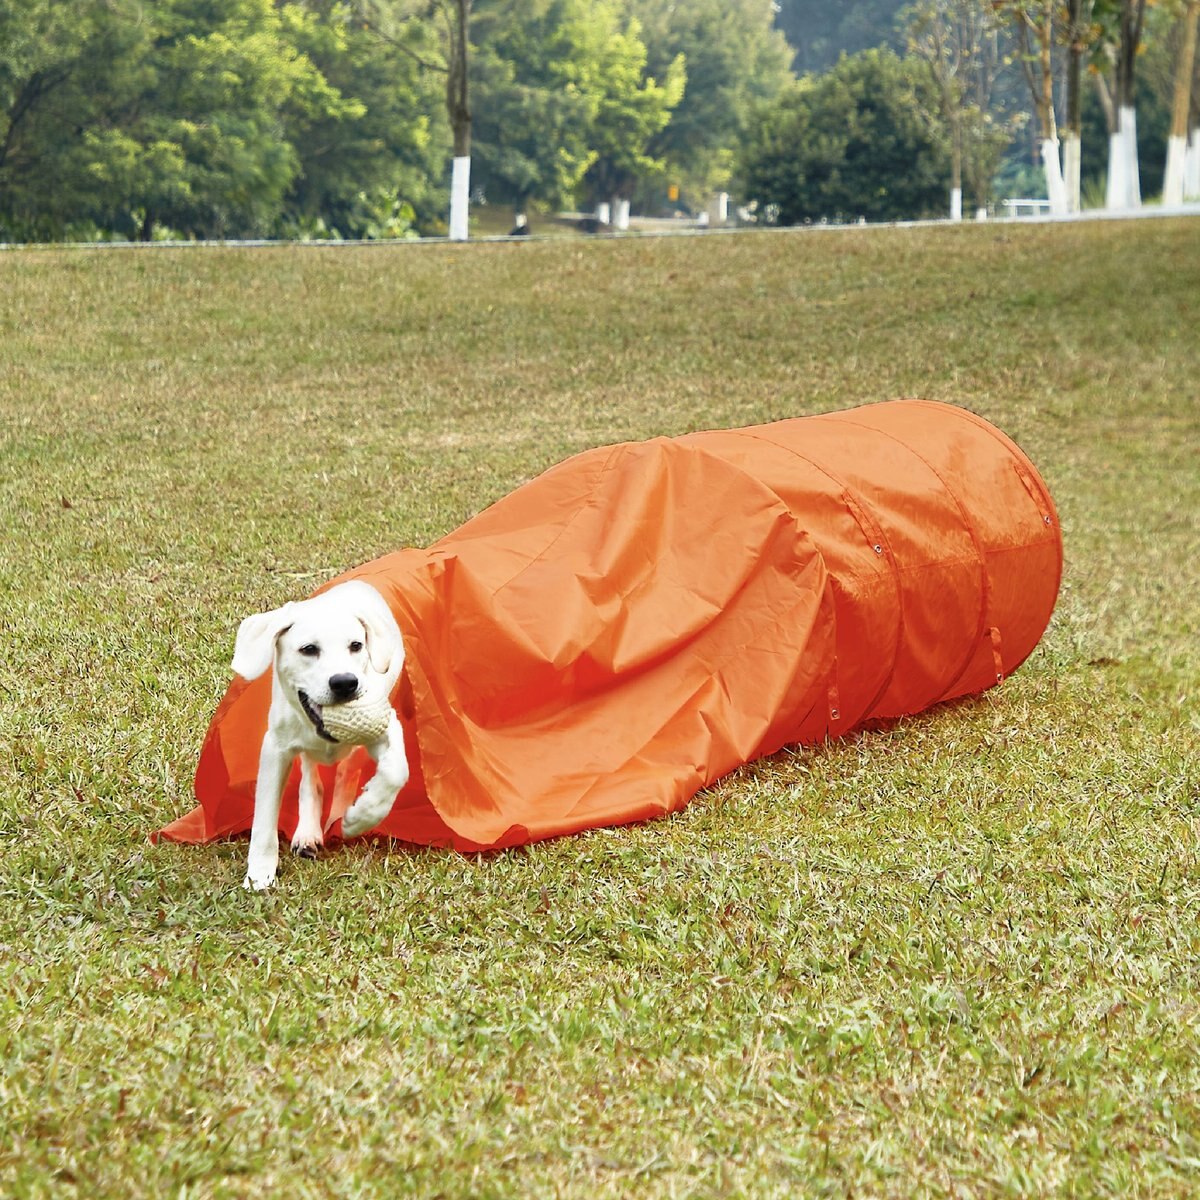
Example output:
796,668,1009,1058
232,581,404,738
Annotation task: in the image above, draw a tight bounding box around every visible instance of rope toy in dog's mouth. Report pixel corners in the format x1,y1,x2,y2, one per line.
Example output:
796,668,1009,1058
320,695,393,744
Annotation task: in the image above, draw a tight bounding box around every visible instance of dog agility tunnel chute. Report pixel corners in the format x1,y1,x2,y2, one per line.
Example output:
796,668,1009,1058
155,399,1062,852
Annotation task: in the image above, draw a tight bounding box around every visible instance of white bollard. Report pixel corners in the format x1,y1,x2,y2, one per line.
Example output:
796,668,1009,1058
449,156,470,241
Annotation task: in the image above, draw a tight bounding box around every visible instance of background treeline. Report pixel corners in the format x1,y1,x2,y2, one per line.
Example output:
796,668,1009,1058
0,0,1193,240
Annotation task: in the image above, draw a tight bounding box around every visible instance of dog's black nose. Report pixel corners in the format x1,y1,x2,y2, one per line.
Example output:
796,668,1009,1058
328,673,359,700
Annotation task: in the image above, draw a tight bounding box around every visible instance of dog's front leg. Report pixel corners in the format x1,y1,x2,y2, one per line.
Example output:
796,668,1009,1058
341,716,409,838
291,754,324,859
245,732,288,890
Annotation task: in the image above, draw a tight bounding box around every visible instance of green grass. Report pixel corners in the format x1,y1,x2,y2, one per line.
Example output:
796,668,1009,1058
1,217,1198,1198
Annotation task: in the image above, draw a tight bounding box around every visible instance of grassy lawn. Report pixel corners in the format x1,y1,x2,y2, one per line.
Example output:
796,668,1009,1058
1,217,1198,1198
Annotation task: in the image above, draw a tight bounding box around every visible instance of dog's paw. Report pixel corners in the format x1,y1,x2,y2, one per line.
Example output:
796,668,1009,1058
290,830,323,859
341,800,384,839
339,806,369,839
243,848,279,890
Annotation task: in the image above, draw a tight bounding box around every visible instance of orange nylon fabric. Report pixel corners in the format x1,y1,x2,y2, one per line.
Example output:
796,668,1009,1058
154,400,1062,852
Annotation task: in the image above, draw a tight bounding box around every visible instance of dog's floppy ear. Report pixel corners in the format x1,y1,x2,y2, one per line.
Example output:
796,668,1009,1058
231,604,297,680
348,584,402,676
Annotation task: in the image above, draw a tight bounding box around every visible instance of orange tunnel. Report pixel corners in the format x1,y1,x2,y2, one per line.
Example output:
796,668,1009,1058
155,400,1062,852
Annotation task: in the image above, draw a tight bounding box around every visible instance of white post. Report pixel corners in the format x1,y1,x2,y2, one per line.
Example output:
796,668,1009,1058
1121,106,1141,208
1106,125,1125,209
613,198,630,231
596,200,611,225
1041,138,1067,216
449,156,470,241
975,206,988,221
1186,129,1200,199
950,187,963,222
706,192,729,226
1063,132,1081,214
1108,106,1141,210
1164,134,1188,207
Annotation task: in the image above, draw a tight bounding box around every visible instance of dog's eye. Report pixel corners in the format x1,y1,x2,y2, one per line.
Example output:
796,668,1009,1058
299,643,320,658
349,640,364,654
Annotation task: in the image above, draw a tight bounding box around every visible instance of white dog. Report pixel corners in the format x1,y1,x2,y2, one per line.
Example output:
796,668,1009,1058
231,580,410,890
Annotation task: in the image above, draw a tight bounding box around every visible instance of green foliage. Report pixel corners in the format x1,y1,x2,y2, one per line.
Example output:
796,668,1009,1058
1,0,783,238
280,2,445,237
465,0,692,212
740,48,952,224
635,0,794,209
0,0,449,241
580,10,686,203
0,0,125,238
0,0,358,240
469,0,605,210
13,0,1181,238
473,0,794,214
901,0,1025,207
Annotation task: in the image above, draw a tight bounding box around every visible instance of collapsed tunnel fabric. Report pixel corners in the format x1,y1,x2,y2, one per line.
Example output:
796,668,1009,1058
155,399,1063,852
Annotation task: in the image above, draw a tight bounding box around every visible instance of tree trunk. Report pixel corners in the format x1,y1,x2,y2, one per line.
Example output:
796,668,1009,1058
446,0,471,240
449,157,470,240
1041,138,1067,214
1106,0,1146,209
1064,0,1086,212
1062,132,1081,213
1093,73,1116,136
1106,104,1141,209
1163,0,1199,207
1189,53,1200,198
1014,3,1067,216
1188,127,1200,199
950,109,963,221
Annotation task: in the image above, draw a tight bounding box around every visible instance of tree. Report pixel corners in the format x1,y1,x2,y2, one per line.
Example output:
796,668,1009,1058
443,0,471,237
739,48,951,224
0,0,353,240
466,1,683,224
1163,0,1199,204
1062,0,1100,211
1095,0,1149,207
903,0,1017,218
996,0,1069,215
0,0,96,236
360,0,472,238
579,12,685,225
634,0,793,210
468,0,607,216
281,1,445,238
1191,22,1200,194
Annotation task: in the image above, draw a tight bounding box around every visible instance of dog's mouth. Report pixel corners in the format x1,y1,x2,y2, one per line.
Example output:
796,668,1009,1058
298,690,338,743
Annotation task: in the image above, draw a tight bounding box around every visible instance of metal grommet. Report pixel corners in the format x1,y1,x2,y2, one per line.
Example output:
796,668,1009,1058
1043,515,1053,525
830,708,841,721
872,543,883,555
